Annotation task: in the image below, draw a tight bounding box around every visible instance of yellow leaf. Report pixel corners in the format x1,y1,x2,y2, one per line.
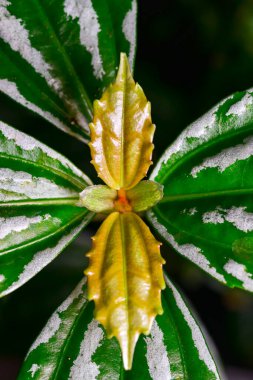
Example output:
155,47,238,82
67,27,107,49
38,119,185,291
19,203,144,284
85,211,165,370
89,53,155,190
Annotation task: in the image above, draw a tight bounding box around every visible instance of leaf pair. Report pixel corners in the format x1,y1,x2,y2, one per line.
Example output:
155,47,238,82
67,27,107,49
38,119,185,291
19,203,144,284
84,53,165,369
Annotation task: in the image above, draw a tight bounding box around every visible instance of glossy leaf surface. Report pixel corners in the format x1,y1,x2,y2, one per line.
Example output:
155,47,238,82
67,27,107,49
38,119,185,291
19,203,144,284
18,275,221,379
89,53,155,189
149,89,253,291
0,0,137,142
85,211,165,369
0,121,93,297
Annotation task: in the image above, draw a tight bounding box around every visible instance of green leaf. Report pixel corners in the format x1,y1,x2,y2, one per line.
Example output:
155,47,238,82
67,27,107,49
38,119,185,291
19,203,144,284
17,274,222,379
79,181,163,213
79,185,117,213
0,121,93,297
127,180,163,212
0,0,137,142
148,89,253,291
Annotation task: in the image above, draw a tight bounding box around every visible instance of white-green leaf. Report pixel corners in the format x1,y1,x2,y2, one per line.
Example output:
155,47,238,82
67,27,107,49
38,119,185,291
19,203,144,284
149,88,253,291
17,274,222,379
0,0,137,142
0,121,93,297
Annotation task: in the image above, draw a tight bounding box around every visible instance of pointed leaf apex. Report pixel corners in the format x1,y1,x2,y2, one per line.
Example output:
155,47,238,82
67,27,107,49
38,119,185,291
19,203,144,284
117,53,133,83
120,332,139,370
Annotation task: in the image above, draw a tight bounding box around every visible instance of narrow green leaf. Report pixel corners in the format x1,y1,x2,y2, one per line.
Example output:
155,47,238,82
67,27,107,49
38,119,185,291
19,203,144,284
18,274,222,379
0,121,94,296
149,89,253,291
0,0,137,142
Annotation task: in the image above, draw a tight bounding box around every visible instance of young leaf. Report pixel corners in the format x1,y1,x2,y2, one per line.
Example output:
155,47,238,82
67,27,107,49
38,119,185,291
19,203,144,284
0,0,137,142
0,121,93,297
148,89,253,291
126,180,163,212
85,211,165,370
79,185,117,213
79,181,163,213
89,53,155,190
18,275,222,379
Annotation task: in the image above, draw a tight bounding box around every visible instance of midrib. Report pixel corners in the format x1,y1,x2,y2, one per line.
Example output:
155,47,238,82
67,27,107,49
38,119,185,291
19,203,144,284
160,188,253,203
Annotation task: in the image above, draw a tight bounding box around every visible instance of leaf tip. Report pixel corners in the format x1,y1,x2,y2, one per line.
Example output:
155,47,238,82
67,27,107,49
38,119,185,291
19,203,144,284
117,52,134,84
120,331,139,370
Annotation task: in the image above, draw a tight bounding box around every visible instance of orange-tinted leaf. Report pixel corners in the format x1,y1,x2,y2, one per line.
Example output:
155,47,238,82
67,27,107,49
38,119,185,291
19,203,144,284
85,211,165,370
89,53,155,190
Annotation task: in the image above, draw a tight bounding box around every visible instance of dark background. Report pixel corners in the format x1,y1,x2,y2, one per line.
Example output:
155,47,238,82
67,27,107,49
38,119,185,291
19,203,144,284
1,1,253,378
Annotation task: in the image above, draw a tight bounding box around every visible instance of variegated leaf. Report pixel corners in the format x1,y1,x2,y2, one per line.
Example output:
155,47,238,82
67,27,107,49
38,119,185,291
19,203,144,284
148,88,253,291
17,275,222,379
0,0,137,142
85,211,165,370
89,53,155,189
0,121,93,297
